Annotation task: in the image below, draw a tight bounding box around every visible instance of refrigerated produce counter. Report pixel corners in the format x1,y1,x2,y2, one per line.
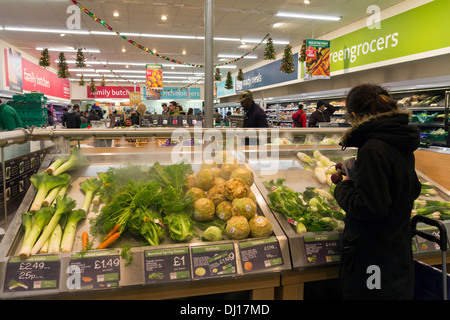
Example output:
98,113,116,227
0,127,448,300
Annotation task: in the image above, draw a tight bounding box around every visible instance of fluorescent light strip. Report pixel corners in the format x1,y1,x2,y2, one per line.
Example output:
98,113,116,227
4,27,89,34
37,47,100,53
276,11,341,21
218,54,257,59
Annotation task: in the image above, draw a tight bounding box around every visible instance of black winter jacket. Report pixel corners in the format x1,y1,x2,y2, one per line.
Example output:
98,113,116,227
243,102,269,128
334,109,421,300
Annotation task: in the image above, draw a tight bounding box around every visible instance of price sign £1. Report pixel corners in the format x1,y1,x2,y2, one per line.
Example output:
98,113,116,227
69,250,121,290
144,246,191,283
3,255,60,293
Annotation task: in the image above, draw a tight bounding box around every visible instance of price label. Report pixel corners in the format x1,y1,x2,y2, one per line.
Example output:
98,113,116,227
191,243,237,279
69,250,120,290
303,234,341,266
144,247,191,283
414,225,449,253
239,237,283,273
3,255,60,293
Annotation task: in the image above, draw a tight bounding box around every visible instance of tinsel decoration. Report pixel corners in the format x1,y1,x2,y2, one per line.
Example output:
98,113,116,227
57,52,70,78
89,78,97,94
75,48,86,68
299,39,307,63
237,68,244,81
214,68,222,81
264,37,276,60
100,75,106,86
225,71,233,90
39,48,51,68
79,75,85,86
280,44,295,74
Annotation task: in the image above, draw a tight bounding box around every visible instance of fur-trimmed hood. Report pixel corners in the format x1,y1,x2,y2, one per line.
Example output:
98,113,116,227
340,108,420,152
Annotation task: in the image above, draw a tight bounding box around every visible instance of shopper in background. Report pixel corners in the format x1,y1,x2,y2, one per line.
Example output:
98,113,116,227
47,109,54,126
236,90,269,128
87,108,100,124
130,103,147,126
214,109,222,124
168,101,180,116
0,99,24,130
61,107,68,127
66,104,81,128
187,108,194,115
110,110,118,128
162,103,168,115
178,105,186,115
80,111,87,124
333,84,421,300
235,107,241,115
308,100,336,127
292,104,307,128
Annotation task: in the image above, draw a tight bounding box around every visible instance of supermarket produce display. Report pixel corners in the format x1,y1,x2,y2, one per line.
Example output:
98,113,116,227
0,146,291,299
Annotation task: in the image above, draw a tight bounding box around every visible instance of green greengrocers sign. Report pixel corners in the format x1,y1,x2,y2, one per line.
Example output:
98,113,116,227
330,0,450,73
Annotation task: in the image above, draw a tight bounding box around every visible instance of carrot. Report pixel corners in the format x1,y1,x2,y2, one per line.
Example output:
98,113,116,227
98,232,120,249
82,232,89,251
104,224,120,241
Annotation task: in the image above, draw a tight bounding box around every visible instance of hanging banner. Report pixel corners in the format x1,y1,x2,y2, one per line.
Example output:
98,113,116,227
129,91,141,104
303,39,331,80
146,64,163,90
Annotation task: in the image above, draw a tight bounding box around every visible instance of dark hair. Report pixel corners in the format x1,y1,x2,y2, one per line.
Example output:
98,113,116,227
73,104,80,109
298,103,304,110
316,100,327,108
187,108,193,115
345,84,397,119
169,101,177,106
162,103,167,107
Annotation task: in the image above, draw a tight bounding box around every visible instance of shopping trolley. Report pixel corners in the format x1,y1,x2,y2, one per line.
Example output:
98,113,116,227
411,215,450,300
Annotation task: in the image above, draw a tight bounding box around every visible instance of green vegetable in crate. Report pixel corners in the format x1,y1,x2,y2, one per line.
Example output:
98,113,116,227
29,172,70,212
30,195,77,256
60,209,86,253
52,146,89,176
296,152,314,164
18,207,54,260
249,216,273,238
42,173,71,207
202,226,223,241
80,178,103,213
128,206,165,246
48,224,62,254
164,213,194,242
44,157,68,175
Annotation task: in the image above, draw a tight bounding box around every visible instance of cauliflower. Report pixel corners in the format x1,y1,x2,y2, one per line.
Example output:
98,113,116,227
193,198,215,221
226,216,250,240
249,216,273,238
232,197,257,220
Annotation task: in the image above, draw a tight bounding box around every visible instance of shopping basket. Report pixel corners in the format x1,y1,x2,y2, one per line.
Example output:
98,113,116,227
411,215,449,300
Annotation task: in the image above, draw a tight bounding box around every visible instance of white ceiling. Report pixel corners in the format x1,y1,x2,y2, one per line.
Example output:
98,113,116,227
0,0,406,84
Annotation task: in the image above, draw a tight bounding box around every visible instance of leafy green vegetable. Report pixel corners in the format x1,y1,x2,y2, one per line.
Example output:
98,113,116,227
128,206,165,246
19,207,54,259
60,209,86,252
52,146,89,176
29,172,70,212
164,213,194,242
31,195,76,255
80,178,103,213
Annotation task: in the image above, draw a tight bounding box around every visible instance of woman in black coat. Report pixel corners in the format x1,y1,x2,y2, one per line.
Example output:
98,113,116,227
334,84,422,299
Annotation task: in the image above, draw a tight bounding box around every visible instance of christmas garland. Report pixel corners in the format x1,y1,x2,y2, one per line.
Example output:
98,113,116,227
83,48,205,97
70,0,269,68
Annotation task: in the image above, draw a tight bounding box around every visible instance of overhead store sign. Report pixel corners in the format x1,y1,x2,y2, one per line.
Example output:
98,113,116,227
304,40,330,80
146,64,163,89
143,87,201,100
87,86,140,99
4,48,70,100
215,77,235,98
237,53,299,94
330,0,450,75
